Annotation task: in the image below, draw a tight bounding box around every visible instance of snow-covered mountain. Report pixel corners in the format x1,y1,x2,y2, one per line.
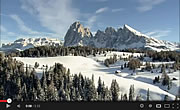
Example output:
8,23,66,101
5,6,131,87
1,37,63,52
64,21,179,51
1,22,178,52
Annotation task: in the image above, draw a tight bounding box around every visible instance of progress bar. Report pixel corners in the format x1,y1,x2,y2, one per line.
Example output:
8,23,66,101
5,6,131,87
0,98,12,103
0,100,7,103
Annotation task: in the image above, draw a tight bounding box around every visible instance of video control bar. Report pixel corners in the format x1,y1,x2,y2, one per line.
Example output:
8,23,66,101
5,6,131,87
0,100,179,110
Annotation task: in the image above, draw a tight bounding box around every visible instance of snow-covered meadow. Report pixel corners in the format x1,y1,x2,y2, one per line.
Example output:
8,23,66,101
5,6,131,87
14,51,179,101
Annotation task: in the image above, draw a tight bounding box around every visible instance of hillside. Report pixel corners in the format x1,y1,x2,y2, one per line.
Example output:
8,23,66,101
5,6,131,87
15,51,179,101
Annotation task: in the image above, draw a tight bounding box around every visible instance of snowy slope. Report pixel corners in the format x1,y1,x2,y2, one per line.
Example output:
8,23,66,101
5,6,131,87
15,53,178,101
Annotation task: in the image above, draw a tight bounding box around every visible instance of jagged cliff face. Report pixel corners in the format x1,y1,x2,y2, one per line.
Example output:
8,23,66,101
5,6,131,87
64,22,93,46
64,22,178,51
93,25,146,49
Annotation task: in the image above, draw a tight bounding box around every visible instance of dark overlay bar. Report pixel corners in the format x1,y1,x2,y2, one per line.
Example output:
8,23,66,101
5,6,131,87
0,101,179,110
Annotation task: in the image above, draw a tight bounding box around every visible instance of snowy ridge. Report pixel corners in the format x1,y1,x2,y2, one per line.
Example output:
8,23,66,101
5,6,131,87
1,37,63,52
124,24,148,37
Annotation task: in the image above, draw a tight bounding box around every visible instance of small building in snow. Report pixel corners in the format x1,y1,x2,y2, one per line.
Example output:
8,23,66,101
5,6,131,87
115,70,121,74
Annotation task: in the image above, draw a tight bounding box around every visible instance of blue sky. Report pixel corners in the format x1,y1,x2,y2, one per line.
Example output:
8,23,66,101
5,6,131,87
0,0,179,44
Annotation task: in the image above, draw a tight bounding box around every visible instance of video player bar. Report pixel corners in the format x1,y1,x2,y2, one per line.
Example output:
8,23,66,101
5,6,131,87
0,101,179,110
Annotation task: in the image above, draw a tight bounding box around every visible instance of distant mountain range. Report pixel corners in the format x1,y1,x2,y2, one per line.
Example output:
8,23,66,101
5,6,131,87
1,21,179,52
64,21,179,52
0,38,63,52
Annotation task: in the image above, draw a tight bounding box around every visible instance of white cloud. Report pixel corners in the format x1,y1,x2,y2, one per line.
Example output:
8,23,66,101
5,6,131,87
20,0,80,38
7,32,17,36
10,14,40,34
86,7,108,28
16,33,60,40
0,25,7,32
112,8,124,13
95,7,108,14
86,16,97,29
137,0,166,12
2,15,61,41
145,29,171,38
0,25,17,36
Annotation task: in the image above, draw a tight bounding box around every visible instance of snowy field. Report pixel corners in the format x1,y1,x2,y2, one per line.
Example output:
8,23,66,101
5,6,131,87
14,51,179,101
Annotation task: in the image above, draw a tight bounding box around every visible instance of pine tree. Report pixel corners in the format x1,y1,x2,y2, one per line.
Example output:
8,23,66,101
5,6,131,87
16,77,21,94
75,88,82,101
164,95,169,101
25,64,30,76
97,79,106,101
70,87,76,101
129,85,135,101
92,74,94,84
147,88,150,101
59,88,65,101
104,59,110,67
64,89,70,101
97,77,102,95
161,72,170,86
41,72,48,101
110,79,120,101
121,66,124,70
161,65,166,73
104,86,112,101
67,68,70,76
21,83,28,101
84,77,97,101
124,63,127,68
145,62,152,71
34,62,39,69
175,96,178,101
47,79,59,101
36,79,45,101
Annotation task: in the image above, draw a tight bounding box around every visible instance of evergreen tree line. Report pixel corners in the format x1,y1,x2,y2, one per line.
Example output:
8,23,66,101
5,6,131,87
7,45,180,65
8,46,115,58
145,51,180,63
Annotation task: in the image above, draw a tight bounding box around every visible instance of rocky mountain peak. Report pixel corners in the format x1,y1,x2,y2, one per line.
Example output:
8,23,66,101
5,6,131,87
105,27,116,35
71,21,81,28
64,22,178,51
70,21,92,37
64,21,93,46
